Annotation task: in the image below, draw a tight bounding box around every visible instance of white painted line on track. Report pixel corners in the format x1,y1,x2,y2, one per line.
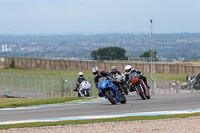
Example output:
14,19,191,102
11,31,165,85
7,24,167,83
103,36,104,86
0,98,107,111
1,109,200,125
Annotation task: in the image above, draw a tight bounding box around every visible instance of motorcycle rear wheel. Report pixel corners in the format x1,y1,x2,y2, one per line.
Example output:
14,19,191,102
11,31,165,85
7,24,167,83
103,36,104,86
105,89,117,105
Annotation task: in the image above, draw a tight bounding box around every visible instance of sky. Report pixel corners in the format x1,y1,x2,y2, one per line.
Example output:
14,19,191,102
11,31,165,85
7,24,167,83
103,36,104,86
0,0,200,35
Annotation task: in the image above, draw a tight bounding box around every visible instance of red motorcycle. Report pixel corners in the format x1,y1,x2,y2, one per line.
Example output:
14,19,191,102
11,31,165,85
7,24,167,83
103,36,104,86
129,72,150,100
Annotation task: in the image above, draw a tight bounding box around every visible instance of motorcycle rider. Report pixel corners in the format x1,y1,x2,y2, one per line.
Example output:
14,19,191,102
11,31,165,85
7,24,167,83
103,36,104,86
109,66,125,94
74,72,86,92
92,67,111,97
109,66,123,78
124,65,150,91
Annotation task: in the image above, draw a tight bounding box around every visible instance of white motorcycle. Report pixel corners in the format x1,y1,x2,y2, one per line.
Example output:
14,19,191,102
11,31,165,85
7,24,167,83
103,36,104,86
78,81,91,97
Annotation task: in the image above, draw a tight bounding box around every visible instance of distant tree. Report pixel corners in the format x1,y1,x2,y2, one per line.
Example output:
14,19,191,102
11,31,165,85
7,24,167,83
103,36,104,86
91,46,128,60
139,50,157,58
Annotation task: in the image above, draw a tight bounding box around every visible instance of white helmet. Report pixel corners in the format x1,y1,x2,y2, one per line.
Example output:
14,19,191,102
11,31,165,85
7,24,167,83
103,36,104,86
78,72,83,77
125,65,132,74
92,67,100,76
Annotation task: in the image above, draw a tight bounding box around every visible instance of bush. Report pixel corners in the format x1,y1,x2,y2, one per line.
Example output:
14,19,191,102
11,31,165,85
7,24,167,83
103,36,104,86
9,58,15,68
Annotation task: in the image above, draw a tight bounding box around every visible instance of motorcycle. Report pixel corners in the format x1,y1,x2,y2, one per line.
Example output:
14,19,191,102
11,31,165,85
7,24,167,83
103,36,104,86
129,72,150,100
97,77,127,105
111,74,128,95
77,81,91,97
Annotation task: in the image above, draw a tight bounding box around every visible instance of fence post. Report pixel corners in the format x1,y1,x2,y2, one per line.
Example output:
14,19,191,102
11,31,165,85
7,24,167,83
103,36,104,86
9,73,13,96
49,75,54,97
190,82,194,93
68,76,73,97
17,73,22,98
88,76,92,97
33,75,37,97
169,82,171,94
25,74,29,97
173,80,180,93
161,79,166,94
40,75,46,98
59,76,64,97
150,78,155,94
1,73,6,95
177,81,180,93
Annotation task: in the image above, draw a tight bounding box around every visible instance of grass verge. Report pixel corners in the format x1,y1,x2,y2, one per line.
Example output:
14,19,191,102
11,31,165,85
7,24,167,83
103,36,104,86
0,97,85,108
0,68,189,82
0,112,200,130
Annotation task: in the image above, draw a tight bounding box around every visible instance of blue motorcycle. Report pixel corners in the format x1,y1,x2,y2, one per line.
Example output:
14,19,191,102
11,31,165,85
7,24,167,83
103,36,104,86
97,77,127,105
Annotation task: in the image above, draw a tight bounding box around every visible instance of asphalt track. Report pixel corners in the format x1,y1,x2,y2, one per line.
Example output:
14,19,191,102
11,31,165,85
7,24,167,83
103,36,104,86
0,93,200,125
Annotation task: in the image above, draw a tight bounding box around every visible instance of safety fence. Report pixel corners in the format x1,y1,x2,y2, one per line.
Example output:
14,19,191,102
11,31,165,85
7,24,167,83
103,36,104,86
0,73,97,98
0,72,199,98
149,79,200,95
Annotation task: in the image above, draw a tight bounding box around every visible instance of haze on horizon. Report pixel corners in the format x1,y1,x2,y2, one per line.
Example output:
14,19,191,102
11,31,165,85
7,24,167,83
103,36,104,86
0,0,200,35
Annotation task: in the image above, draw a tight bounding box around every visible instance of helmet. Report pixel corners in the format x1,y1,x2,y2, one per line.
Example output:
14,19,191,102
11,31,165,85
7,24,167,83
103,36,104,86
111,66,117,74
92,67,100,76
78,72,83,77
125,65,132,74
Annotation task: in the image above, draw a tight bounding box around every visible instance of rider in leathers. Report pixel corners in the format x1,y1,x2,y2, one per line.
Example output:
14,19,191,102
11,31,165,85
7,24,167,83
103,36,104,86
92,67,111,97
74,72,86,91
109,66,125,94
124,65,150,91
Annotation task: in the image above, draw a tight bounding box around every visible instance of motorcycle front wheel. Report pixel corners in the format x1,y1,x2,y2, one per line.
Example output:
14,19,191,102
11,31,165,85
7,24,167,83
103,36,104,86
105,89,117,105
120,94,127,104
122,84,128,95
146,90,151,99
85,90,90,97
137,85,147,100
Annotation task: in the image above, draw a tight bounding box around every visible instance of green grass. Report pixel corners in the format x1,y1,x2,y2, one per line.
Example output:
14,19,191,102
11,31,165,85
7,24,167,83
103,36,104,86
145,73,188,82
0,112,200,130
1,68,188,81
0,68,94,77
0,97,85,108
192,60,200,62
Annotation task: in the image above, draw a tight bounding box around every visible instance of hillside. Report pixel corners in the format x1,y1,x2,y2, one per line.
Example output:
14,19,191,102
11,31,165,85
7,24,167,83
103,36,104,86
0,33,200,61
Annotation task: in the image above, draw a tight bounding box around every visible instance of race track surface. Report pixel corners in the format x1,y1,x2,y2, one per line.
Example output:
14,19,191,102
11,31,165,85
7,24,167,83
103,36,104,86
0,93,200,123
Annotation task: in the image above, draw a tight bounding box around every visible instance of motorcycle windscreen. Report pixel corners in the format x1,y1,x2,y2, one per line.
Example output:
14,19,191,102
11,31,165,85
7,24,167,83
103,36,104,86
129,72,138,82
98,77,106,83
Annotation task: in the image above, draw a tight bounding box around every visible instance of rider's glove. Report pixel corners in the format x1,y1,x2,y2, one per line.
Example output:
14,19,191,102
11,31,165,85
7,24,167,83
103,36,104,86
140,72,143,76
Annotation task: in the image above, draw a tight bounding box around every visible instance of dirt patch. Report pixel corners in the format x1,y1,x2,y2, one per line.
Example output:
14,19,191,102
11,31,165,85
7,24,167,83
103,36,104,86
1,116,200,133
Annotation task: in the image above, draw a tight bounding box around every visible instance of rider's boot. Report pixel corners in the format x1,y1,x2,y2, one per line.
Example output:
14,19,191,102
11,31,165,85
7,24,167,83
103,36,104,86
129,84,135,92
98,92,104,97
146,84,150,89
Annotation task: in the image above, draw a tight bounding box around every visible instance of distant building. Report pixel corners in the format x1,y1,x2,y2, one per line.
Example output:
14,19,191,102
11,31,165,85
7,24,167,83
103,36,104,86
5,44,7,51
1,44,11,52
1,45,4,52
